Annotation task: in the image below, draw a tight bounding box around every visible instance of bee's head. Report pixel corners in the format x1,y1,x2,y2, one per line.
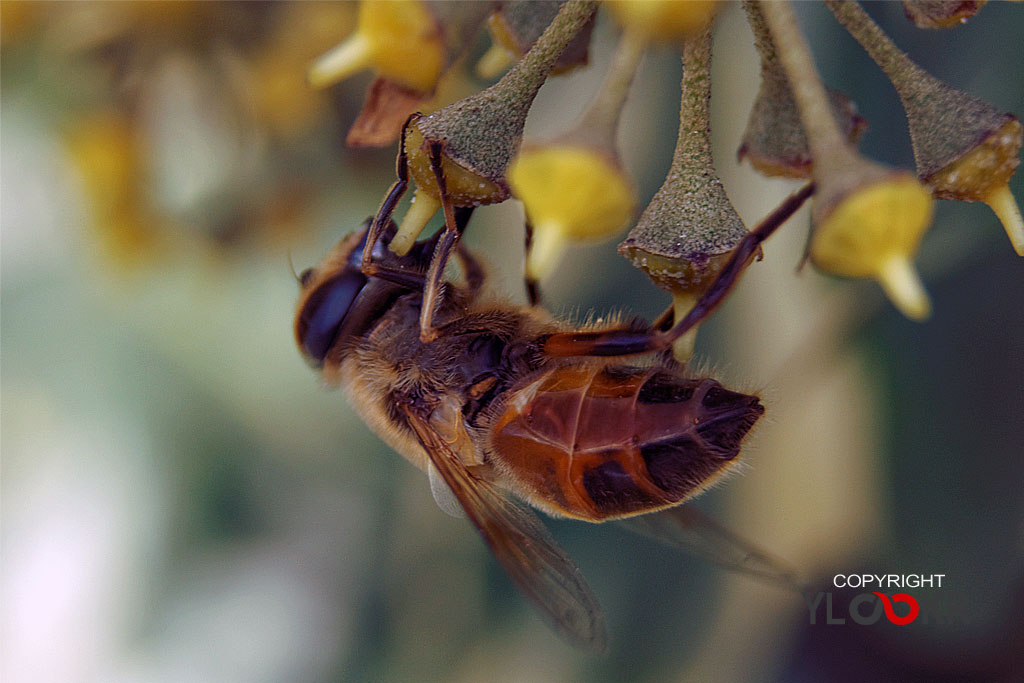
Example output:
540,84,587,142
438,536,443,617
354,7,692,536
294,218,426,371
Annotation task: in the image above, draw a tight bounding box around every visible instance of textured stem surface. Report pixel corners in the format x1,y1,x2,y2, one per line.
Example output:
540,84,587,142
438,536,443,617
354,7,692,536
575,29,645,145
759,0,852,172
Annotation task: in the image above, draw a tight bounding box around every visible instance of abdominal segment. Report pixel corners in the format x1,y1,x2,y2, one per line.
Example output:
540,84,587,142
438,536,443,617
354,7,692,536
491,365,764,521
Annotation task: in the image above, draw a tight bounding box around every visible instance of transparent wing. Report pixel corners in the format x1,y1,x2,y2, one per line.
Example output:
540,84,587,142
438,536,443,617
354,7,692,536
619,504,807,593
428,462,465,519
401,402,607,652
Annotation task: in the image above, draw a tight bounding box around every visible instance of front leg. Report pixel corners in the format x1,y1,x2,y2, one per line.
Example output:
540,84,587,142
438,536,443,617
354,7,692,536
453,208,485,294
524,220,542,307
362,115,414,274
419,140,463,342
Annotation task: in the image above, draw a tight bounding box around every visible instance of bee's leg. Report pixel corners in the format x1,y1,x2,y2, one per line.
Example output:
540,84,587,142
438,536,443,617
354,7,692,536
543,183,814,358
363,211,473,296
524,220,542,307
360,261,426,290
651,305,674,332
452,208,486,294
362,115,415,273
418,140,464,343
456,244,485,295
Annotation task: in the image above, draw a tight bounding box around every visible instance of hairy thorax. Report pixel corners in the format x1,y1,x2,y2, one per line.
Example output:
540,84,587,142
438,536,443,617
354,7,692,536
339,292,551,474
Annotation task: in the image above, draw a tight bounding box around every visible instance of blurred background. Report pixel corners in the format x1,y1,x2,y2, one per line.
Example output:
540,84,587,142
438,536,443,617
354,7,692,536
3,2,1023,681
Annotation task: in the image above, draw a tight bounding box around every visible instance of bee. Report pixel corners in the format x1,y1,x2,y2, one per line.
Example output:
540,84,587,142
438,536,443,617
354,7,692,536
294,197,809,650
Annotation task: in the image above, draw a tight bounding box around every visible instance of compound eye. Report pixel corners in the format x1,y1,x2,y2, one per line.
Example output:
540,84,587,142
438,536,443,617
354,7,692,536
347,226,389,270
296,269,367,362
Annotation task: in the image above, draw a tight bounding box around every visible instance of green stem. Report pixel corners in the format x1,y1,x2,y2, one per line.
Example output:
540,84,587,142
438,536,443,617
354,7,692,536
575,29,646,144
499,0,598,104
742,0,787,88
823,0,925,93
416,0,598,184
758,0,855,175
675,23,714,169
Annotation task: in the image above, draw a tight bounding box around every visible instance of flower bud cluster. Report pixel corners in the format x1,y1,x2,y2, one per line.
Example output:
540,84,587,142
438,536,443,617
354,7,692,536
325,0,1019,326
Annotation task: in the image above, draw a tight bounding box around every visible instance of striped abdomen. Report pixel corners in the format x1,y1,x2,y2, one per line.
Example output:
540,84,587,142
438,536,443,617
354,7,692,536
490,365,764,522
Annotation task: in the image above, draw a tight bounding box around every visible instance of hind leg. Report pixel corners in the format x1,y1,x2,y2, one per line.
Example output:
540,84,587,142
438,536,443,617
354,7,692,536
542,183,814,357
418,140,466,342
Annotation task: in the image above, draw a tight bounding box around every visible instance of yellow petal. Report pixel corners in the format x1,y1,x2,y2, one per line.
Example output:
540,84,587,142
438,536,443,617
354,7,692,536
812,174,933,277
509,145,635,242
309,0,442,92
812,173,935,321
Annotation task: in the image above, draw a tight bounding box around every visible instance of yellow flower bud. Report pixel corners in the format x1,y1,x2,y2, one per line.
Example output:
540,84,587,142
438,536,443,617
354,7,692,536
763,1,937,321
509,145,635,279
390,123,507,256
65,111,158,263
811,173,935,320
477,2,595,79
0,0,40,45
309,0,443,92
825,0,1023,256
618,24,740,361
387,1,599,256
404,125,507,207
606,0,718,44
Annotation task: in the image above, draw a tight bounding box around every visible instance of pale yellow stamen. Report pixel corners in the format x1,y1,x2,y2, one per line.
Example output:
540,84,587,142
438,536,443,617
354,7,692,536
876,255,932,321
671,292,699,362
391,190,440,256
983,184,1024,257
476,44,515,80
309,33,373,89
526,222,568,282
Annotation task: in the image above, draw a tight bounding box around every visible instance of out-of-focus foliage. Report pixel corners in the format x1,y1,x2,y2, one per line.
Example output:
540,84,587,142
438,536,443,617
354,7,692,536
2,3,1023,682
